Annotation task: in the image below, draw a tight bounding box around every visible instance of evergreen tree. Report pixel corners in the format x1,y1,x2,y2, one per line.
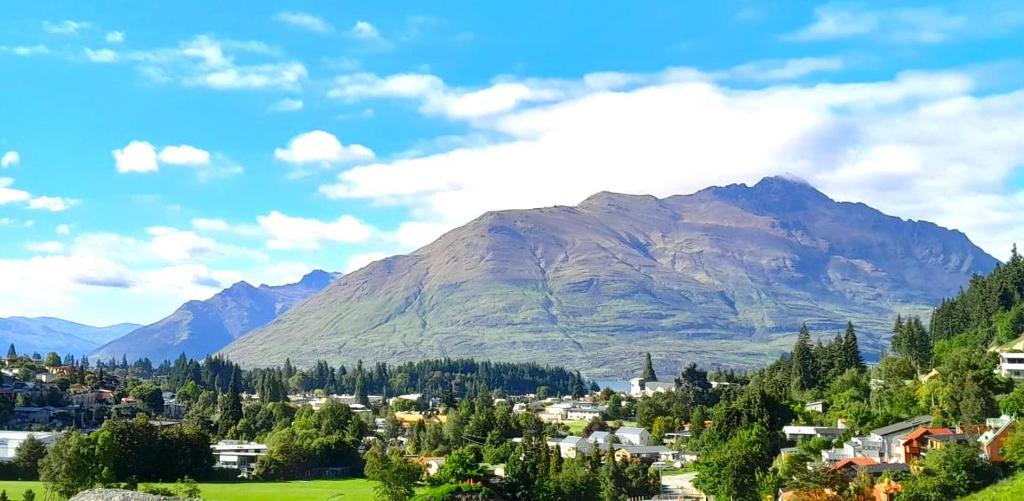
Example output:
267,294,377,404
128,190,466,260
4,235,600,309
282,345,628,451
218,372,242,436
355,367,369,407
571,371,585,399
790,324,817,394
843,321,864,370
642,352,657,381
5,344,15,359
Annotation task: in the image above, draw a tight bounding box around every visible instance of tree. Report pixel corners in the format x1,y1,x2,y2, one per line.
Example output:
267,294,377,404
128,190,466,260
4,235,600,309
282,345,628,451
428,447,485,486
790,325,817,394
842,321,864,370
14,435,47,479
131,383,164,415
899,442,997,499
39,430,98,499
642,353,657,381
364,441,423,501
1002,425,1024,466
571,371,585,399
219,375,243,436
355,369,369,407
21,490,34,501
43,352,61,368
5,344,15,359
694,425,773,501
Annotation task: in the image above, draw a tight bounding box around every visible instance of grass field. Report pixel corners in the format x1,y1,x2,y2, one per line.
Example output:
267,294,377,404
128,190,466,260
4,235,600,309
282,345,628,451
0,479,377,501
962,471,1024,500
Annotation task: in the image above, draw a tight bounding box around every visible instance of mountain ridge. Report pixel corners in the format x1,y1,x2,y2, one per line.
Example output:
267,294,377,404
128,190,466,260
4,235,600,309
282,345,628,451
0,317,141,357
90,270,339,363
216,176,998,376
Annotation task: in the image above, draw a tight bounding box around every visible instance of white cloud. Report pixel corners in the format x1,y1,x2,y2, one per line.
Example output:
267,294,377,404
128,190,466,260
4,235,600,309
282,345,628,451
317,67,1024,260
784,4,976,44
158,145,211,165
113,141,159,173
145,226,266,262
56,224,71,235
257,211,375,250
43,20,90,35
269,98,304,112
28,196,77,212
0,45,51,57
83,47,118,63
0,178,31,205
274,130,374,167
26,241,65,254
276,12,333,33
721,57,846,81
191,218,230,231
1,151,19,168
351,21,382,40
106,31,125,43
128,35,307,91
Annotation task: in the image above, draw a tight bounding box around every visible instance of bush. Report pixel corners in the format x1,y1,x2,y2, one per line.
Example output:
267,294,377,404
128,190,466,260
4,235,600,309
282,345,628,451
139,484,176,496
411,483,496,501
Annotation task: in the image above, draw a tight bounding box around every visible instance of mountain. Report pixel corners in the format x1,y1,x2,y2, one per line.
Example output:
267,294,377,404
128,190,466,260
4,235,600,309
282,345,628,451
0,317,140,357
218,177,998,376
90,270,338,363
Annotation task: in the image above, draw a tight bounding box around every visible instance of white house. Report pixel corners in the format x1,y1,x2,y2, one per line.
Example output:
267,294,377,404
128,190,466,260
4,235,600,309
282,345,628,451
587,431,612,444
615,427,652,446
629,378,674,397
0,431,61,461
999,352,1024,379
557,436,586,458
566,406,605,421
783,425,844,441
211,440,268,476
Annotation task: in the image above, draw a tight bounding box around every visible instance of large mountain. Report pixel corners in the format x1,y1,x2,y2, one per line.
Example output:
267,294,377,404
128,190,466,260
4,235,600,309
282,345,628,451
0,317,140,357
219,177,998,376
91,270,338,363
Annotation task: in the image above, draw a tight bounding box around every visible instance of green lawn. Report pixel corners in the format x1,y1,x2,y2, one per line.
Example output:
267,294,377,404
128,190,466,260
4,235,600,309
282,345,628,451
962,471,1024,500
0,479,377,501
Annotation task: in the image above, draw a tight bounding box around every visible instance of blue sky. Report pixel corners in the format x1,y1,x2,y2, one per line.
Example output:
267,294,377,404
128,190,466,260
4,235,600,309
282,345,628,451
2,1,1023,325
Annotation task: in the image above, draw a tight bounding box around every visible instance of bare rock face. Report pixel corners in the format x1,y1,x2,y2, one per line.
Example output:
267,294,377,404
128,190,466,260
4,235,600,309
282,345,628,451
218,177,997,376
90,270,338,363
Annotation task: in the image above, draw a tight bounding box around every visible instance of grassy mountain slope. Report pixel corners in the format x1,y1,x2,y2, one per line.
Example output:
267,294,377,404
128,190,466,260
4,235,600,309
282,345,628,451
219,177,997,376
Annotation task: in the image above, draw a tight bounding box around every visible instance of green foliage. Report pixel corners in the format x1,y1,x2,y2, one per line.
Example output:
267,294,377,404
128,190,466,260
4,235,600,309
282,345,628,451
39,430,97,499
427,448,485,487
892,315,933,374
790,325,817,394
21,489,34,501
1002,425,1024,466
642,353,657,382
694,425,773,501
411,483,494,501
364,442,423,501
13,436,47,480
899,442,999,500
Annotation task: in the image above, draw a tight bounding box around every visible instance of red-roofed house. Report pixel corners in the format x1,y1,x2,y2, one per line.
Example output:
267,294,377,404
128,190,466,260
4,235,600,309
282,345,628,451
832,456,877,470
900,427,952,463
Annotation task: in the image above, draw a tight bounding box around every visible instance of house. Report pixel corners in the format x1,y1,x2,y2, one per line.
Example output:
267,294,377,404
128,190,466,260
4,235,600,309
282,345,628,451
614,427,652,446
47,366,75,377
783,425,844,441
926,433,978,452
899,427,953,463
805,400,826,413
35,373,60,384
629,378,674,397
211,440,267,476
979,415,1017,462
410,456,446,477
556,436,586,458
821,435,885,464
614,445,675,462
0,431,62,461
998,352,1024,379
587,431,612,445
566,406,605,421
869,415,933,461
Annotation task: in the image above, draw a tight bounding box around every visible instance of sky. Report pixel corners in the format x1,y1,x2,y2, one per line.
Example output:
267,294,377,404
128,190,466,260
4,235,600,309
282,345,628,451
1,1,1023,326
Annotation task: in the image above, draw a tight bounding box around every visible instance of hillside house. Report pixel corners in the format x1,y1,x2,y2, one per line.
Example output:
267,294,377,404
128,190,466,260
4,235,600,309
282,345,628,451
870,415,933,461
979,415,1016,462
899,427,953,464
999,352,1024,379
566,406,605,421
614,445,675,462
783,424,844,441
629,378,674,397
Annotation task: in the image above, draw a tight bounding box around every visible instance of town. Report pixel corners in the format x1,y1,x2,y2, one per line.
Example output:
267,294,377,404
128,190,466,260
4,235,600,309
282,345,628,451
2,256,1024,501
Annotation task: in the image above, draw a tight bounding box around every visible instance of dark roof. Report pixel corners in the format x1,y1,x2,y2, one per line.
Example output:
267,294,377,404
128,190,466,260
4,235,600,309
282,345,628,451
870,415,932,437
861,463,910,474
929,433,979,442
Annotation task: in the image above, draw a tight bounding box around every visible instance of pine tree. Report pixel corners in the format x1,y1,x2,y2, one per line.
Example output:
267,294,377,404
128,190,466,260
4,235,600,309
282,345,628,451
790,324,817,394
642,352,657,381
571,371,585,398
5,344,15,359
355,368,369,407
843,321,864,370
218,372,243,436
